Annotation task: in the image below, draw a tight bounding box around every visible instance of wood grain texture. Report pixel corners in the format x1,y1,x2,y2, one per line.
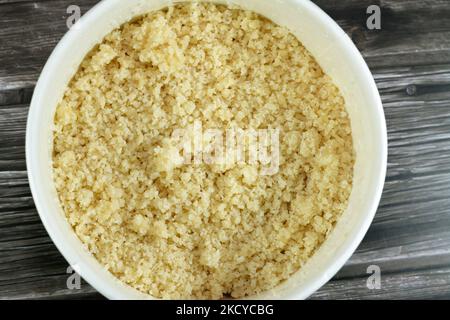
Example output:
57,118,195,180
0,0,449,300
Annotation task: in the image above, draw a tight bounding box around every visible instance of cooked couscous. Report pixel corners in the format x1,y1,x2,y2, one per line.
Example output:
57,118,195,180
53,3,354,299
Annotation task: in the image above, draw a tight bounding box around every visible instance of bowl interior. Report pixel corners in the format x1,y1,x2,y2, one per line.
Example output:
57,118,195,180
26,0,386,299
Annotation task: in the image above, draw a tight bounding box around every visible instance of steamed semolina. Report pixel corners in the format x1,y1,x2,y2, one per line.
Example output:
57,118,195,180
53,3,354,299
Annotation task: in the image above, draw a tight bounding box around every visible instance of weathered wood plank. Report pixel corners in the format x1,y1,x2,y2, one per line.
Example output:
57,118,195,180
0,87,33,107
1,0,450,92
0,0,98,92
0,105,27,171
315,0,450,66
313,266,450,300
0,271,102,300
1,62,450,298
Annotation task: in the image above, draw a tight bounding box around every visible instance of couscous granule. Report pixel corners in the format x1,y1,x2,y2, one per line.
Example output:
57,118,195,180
53,3,354,299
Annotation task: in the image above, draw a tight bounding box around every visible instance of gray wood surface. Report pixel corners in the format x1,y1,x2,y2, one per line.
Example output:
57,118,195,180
0,0,449,300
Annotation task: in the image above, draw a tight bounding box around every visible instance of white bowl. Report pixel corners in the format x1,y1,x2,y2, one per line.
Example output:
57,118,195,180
26,0,387,299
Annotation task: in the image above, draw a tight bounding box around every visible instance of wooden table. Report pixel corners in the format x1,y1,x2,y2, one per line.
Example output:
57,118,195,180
1,0,449,300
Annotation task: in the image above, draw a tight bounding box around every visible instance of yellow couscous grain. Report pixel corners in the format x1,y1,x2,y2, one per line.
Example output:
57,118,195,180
53,3,354,299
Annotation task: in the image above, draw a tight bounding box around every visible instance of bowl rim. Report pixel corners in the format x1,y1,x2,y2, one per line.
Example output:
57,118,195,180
26,0,387,300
